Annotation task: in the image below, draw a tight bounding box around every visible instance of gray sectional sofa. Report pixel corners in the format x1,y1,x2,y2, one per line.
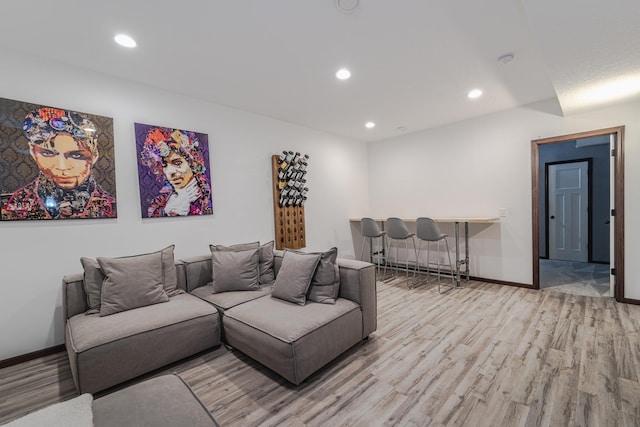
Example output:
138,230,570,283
63,245,376,395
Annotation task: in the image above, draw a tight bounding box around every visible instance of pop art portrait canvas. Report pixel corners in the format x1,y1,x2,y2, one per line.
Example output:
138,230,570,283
0,97,117,221
134,123,213,218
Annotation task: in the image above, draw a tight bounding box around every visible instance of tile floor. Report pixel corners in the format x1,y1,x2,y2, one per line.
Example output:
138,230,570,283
539,259,611,297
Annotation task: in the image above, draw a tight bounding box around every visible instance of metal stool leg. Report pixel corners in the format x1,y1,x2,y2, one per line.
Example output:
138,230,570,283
360,236,367,262
438,238,456,294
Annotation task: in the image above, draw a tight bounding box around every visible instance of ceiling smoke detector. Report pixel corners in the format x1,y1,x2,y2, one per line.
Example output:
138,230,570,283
498,53,515,65
335,0,360,13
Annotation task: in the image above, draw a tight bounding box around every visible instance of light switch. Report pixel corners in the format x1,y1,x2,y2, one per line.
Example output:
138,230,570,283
499,208,508,217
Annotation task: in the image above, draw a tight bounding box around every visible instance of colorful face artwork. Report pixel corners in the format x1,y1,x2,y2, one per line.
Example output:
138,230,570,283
135,123,213,218
0,99,117,220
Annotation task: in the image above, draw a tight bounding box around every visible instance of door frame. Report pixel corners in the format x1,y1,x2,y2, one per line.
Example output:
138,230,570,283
531,126,625,302
544,158,592,262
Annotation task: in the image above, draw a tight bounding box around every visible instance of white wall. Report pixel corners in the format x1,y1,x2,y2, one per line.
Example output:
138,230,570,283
368,98,640,297
0,48,369,360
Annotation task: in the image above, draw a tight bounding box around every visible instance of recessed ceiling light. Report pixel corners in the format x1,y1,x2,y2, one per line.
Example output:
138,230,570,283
365,121,375,129
114,34,136,48
467,89,483,99
336,68,351,80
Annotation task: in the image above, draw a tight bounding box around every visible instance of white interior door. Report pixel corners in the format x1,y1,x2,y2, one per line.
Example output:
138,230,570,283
548,161,589,262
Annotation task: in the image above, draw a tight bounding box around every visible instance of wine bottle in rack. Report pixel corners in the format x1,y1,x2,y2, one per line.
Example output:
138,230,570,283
285,151,294,163
279,151,288,169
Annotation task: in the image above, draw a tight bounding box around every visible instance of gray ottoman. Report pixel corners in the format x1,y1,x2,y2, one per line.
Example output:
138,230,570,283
224,295,363,384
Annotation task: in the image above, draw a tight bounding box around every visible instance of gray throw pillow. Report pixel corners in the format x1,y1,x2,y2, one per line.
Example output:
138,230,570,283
160,245,179,296
98,252,169,316
211,248,260,293
307,247,340,304
80,245,179,313
80,257,104,313
271,250,321,305
210,242,260,252
209,241,275,284
258,241,275,284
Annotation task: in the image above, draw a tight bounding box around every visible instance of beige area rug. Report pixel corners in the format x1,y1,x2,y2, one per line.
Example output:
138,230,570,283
2,394,93,427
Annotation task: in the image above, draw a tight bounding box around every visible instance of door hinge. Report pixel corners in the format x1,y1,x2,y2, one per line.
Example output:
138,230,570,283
611,209,616,216
611,148,616,157
611,268,616,276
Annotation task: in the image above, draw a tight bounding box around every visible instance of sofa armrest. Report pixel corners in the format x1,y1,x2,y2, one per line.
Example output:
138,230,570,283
337,259,377,338
175,260,187,292
181,255,212,292
273,249,284,276
62,273,89,320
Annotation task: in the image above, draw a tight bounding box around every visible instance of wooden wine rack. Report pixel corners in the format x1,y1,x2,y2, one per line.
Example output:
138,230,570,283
272,154,306,250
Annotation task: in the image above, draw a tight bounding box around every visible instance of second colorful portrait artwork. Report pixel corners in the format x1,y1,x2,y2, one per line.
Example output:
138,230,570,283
134,123,213,218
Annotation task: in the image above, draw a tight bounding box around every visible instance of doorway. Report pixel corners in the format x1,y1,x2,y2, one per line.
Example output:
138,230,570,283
531,127,625,301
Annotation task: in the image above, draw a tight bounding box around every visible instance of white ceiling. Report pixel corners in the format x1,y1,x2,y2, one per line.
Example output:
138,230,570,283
1,0,638,142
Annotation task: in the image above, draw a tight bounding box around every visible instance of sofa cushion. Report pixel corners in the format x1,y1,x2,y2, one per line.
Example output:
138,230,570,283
81,245,179,313
98,251,169,316
271,250,321,305
66,293,220,394
159,245,180,296
191,284,272,312
307,247,340,304
210,248,260,293
258,241,275,284
226,296,359,342
80,257,104,312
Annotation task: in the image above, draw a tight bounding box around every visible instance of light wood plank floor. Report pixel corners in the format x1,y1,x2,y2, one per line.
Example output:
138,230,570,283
2,277,640,426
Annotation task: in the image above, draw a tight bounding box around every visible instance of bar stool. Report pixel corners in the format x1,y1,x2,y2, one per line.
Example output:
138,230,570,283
383,217,417,286
415,217,455,293
360,217,386,273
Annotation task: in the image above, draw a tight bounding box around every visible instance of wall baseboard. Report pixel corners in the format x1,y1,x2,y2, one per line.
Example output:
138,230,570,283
0,344,65,370
471,275,640,306
469,276,533,288
618,296,640,305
